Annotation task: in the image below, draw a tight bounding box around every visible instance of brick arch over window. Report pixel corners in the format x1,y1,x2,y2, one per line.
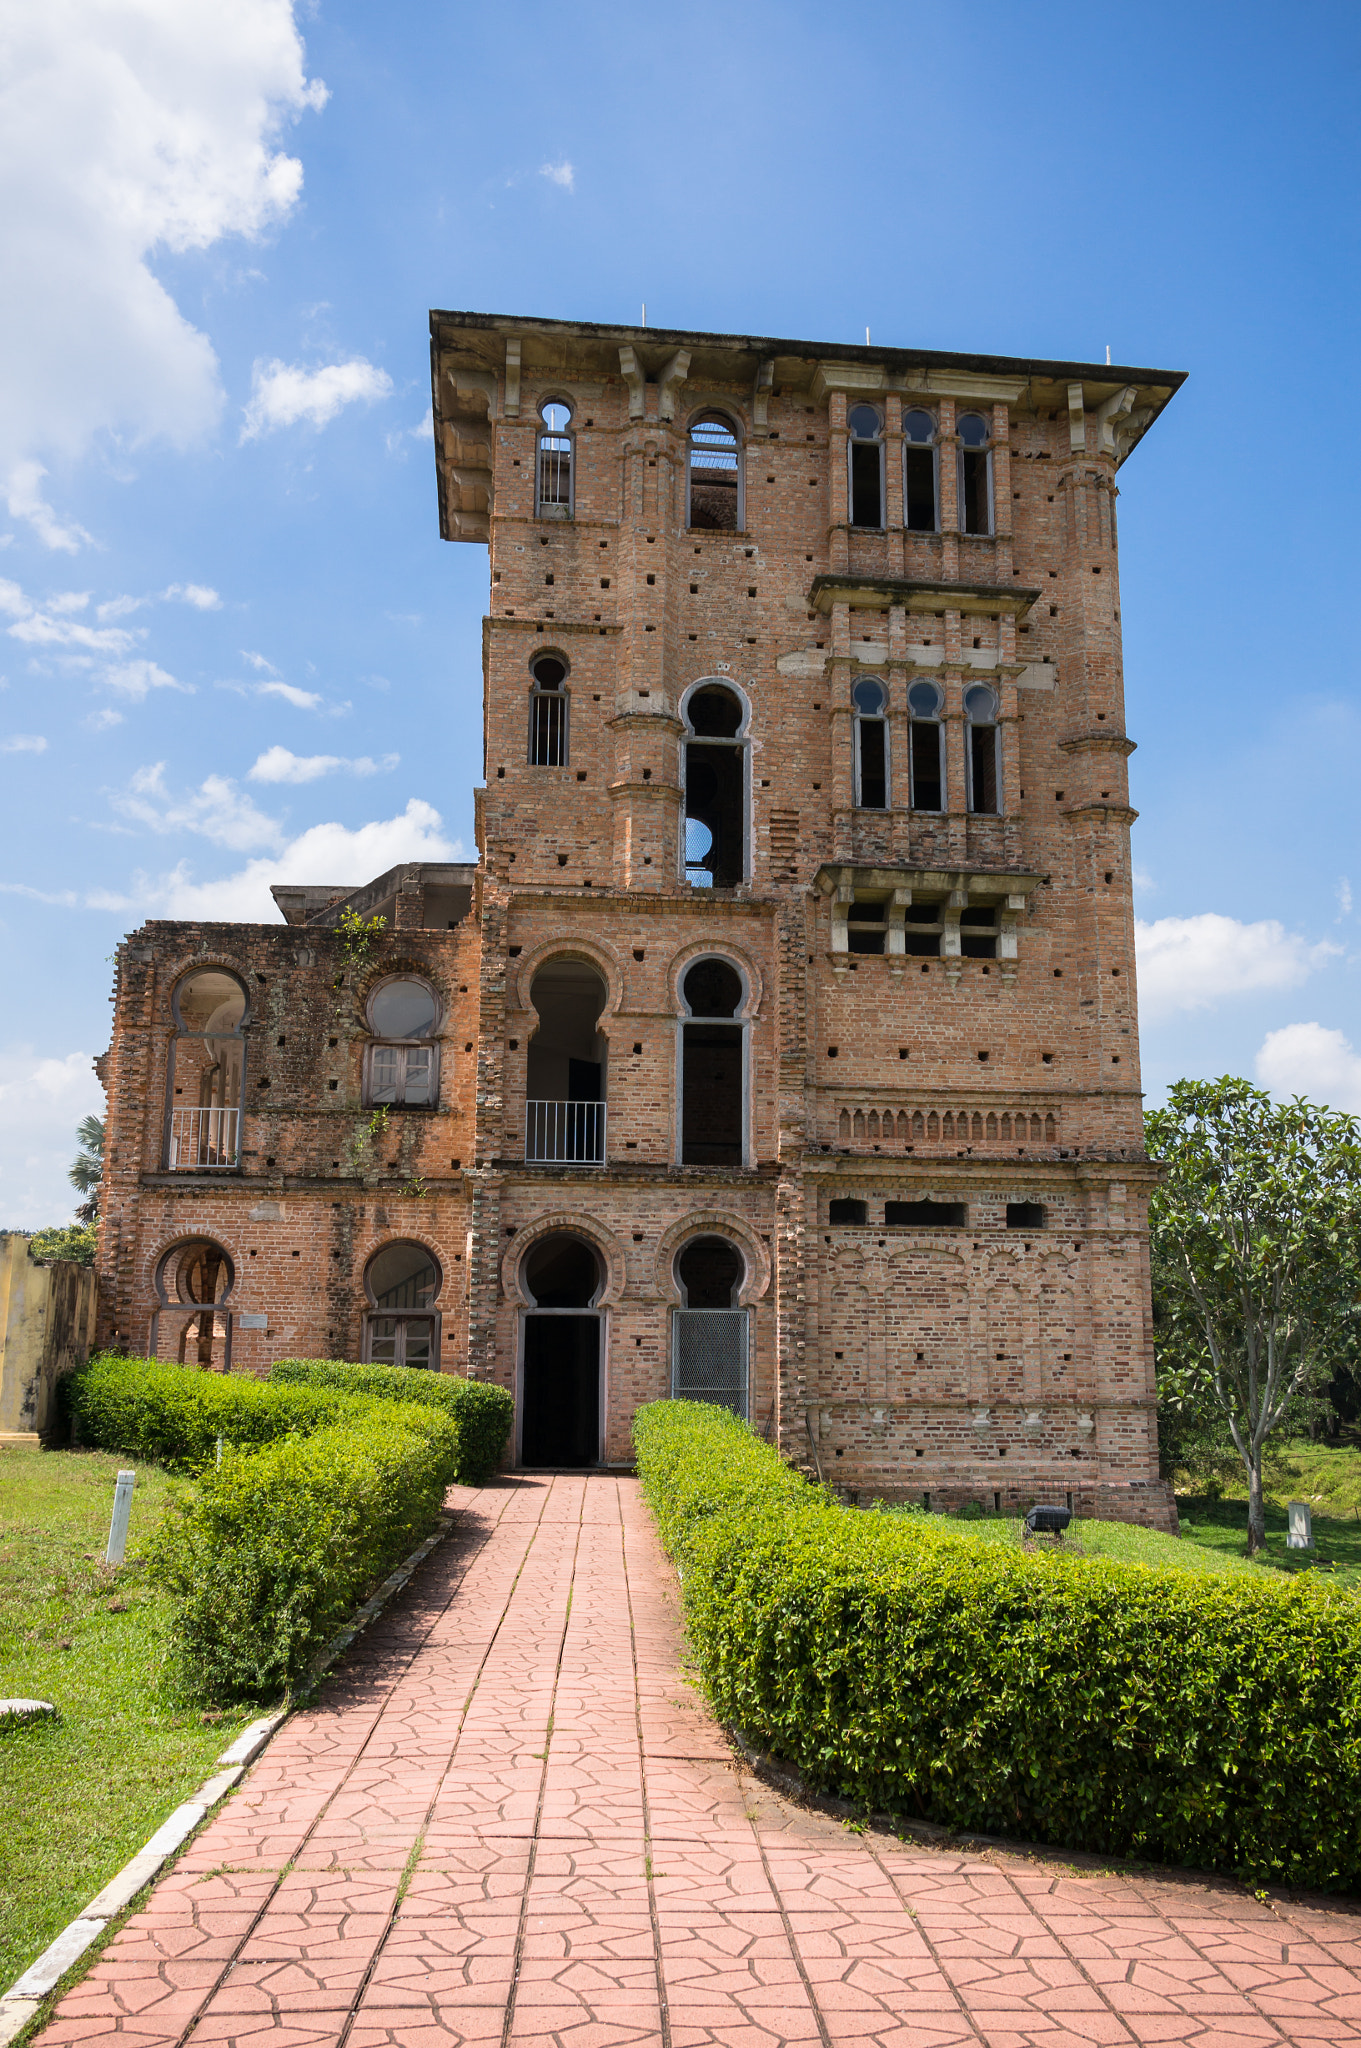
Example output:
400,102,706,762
667,940,763,1019
161,954,253,1024
360,1232,456,1305
513,936,625,1022
501,1212,627,1308
653,1212,771,1308
152,1235,235,1305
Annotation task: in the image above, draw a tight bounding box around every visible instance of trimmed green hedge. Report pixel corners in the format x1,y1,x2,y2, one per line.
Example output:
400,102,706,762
634,1401,1361,1891
152,1404,460,1699
70,1353,368,1471
269,1358,512,1483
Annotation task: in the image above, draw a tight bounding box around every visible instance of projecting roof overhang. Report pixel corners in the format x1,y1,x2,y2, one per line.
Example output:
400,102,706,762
807,576,1041,620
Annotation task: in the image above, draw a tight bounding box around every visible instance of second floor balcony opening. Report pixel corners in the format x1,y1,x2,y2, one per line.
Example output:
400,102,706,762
526,956,607,1164
166,968,246,1171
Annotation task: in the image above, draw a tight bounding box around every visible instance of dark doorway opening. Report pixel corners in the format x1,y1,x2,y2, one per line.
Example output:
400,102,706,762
520,1233,602,1467
680,957,744,1167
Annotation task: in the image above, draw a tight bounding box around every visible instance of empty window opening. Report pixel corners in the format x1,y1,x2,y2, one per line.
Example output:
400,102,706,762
364,1240,440,1370
903,409,938,531
830,1198,867,1224
526,958,607,1163
167,969,246,1171
155,1237,233,1368
907,679,943,810
846,894,888,956
966,684,1000,814
957,412,993,535
885,1200,967,1226
1007,1202,1046,1229
848,404,884,528
680,956,744,1168
676,1235,744,1307
536,400,573,519
521,1233,601,1467
960,905,999,960
528,651,568,765
684,683,746,886
366,977,439,1108
688,412,741,530
903,898,945,958
852,677,888,808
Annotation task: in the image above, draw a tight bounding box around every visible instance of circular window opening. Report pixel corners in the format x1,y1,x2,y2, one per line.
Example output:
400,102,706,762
158,1238,233,1305
686,684,742,736
683,957,742,1018
848,404,882,439
174,970,246,1032
523,1233,601,1308
541,400,572,432
908,680,943,717
369,980,438,1040
676,1236,744,1308
365,1240,441,1308
852,678,886,714
904,409,934,443
530,653,567,690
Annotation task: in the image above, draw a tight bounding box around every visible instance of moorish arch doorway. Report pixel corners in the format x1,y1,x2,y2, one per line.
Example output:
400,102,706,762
519,1233,603,1467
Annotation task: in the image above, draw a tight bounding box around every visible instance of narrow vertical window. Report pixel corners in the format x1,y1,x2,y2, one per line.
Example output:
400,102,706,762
966,684,1000,814
957,413,993,535
683,683,747,885
903,409,938,531
680,957,746,1167
688,414,741,530
528,652,568,766
852,678,888,808
906,679,943,810
536,400,573,519
847,405,884,528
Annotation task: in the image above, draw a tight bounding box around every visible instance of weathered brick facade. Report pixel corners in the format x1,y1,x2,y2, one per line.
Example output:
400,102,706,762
95,312,1184,1526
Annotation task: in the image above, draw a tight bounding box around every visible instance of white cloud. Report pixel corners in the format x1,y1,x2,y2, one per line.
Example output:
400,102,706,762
95,593,144,622
0,1045,105,1229
1337,877,1353,919
1,576,137,654
386,407,433,455
540,161,575,191
1,734,47,754
0,0,326,511
86,706,124,730
4,460,93,552
240,357,393,440
255,679,322,710
103,658,192,699
1135,912,1340,1021
113,761,283,851
241,649,279,674
248,745,399,783
166,582,221,610
1255,1022,1361,1114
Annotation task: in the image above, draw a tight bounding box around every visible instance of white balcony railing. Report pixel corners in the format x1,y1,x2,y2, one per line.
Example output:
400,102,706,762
169,1106,240,1170
525,1100,605,1165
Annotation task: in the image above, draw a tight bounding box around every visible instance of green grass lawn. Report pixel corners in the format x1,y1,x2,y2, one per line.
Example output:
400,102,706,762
0,1446,253,1991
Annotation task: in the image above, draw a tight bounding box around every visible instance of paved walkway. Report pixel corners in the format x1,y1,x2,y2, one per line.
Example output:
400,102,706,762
35,1474,1361,2048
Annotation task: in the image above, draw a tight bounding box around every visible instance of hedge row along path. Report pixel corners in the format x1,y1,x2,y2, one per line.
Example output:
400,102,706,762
32,1474,1361,2048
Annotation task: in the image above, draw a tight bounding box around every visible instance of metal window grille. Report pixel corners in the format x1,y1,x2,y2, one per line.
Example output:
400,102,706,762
538,435,572,516
168,1106,240,1169
529,689,567,766
672,1309,748,1417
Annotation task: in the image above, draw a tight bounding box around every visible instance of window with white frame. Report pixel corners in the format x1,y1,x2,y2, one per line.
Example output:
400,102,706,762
365,978,440,1107
907,679,944,810
536,400,573,519
672,1236,748,1417
363,1240,440,1368
965,683,1000,815
848,404,884,528
528,652,568,766
957,412,993,535
852,678,888,809
903,408,938,531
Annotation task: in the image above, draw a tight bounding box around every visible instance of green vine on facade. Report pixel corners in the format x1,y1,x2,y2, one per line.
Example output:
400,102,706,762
334,907,387,984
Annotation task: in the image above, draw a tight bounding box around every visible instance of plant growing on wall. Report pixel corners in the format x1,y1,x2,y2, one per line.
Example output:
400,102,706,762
334,907,387,985
345,1105,390,1174
1146,1077,1361,1551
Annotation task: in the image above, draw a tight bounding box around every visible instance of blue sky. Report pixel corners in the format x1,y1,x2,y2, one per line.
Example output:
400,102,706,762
1,0,1358,1224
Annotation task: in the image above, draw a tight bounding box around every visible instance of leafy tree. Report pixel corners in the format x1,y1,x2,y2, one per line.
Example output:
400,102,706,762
1146,1077,1361,1552
68,1113,104,1223
29,1222,96,1266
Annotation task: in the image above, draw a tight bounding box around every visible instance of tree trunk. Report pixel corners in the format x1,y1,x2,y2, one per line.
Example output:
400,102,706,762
1247,1451,1267,1554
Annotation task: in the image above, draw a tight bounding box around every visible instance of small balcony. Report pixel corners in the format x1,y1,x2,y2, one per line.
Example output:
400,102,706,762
168,1107,240,1170
525,1101,606,1166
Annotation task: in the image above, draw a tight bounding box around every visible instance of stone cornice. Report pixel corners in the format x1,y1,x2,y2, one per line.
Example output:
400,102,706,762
807,575,1041,619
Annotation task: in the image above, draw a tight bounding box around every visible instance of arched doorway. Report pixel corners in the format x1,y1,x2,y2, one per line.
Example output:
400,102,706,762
520,1233,602,1467
672,1235,749,1417
156,1238,234,1369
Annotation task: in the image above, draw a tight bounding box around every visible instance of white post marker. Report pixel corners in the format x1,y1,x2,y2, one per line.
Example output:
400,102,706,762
106,1470,135,1566
1287,1500,1314,1550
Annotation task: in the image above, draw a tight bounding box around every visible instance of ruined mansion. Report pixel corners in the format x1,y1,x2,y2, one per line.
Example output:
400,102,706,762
94,310,1184,1521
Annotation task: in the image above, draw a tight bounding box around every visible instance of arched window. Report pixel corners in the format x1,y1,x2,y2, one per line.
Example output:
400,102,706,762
672,1235,748,1417
155,1237,233,1368
852,678,888,809
682,682,747,887
957,412,993,535
167,969,246,1170
536,400,573,519
364,1240,441,1369
965,684,1000,815
847,404,884,528
521,1233,602,1467
365,978,439,1107
903,409,938,531
688,413,741,531
907,679,944,811
680,957,745,1168
525,957,607,1164
528,651,568,767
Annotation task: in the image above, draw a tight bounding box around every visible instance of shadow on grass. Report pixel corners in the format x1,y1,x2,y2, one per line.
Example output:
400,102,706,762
1176,1493,1361,1585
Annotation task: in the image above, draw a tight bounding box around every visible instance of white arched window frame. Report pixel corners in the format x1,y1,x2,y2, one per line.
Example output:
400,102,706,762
165,968,248,1172
852,677,889,809
674,953,752,1170
686,412,744,531
965,683,1001,815
906,678,945,811
671,1234,750,1419
847,404,885,529
902,408,939,533
528,651,570,767
363,1239,443,1369
536,399,574,520
363,976,442,1109
679,678,751,887
956,412,994,536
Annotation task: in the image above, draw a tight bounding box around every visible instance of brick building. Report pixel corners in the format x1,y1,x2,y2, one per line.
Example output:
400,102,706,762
94,311,1184,1523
